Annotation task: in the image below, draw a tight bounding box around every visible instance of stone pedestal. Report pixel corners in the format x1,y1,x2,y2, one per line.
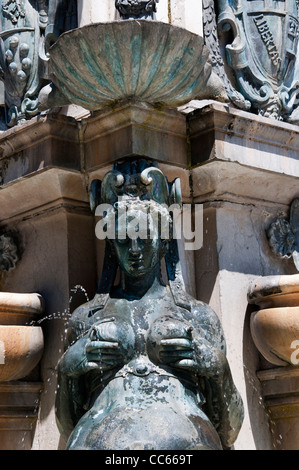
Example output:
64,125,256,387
257,368,299,450
0,382,42,450
0,293,44,450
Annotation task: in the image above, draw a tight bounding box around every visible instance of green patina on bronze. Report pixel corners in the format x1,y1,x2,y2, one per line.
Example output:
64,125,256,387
55,159,244,450
45,19,227,110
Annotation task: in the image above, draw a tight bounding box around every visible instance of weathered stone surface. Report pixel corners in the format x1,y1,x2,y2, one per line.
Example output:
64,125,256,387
0,292,44,325
82,100,188,169
77,0,204,36
0,325,44,381
0,114,80,185
0,292,44,382
188,101,299,177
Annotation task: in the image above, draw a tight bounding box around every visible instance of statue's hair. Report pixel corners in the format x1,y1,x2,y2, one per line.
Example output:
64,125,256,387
104,197,173,241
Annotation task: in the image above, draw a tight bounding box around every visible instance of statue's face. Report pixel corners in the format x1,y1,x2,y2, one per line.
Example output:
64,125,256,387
113,235,161,278
112,207,166,278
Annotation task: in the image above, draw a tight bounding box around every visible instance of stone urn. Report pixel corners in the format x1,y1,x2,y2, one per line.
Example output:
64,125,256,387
248,274,299,367
0,292,44,381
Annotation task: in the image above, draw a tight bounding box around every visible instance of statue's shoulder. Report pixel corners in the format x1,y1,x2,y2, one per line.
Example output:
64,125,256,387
69,294,109,339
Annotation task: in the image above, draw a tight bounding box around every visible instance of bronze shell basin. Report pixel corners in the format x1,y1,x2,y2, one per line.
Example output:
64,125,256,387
47,20,226,109
0,293,44,381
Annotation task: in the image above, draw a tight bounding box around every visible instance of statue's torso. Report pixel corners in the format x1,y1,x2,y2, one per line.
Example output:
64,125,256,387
66,290,223,450
67,362,222,450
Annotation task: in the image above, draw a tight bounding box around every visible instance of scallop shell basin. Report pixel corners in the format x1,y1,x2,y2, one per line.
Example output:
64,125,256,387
48,20,213,109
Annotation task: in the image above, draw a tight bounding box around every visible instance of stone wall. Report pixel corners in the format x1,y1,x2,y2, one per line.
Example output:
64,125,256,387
0,0,298,451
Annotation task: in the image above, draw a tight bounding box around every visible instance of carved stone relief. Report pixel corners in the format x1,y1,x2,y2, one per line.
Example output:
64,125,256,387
0,0,77,127
204,0,299,122
115,0,159,19
267,199,299,270
0,233,19,271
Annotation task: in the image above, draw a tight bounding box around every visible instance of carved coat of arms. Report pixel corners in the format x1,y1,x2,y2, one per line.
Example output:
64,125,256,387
204,0,299,122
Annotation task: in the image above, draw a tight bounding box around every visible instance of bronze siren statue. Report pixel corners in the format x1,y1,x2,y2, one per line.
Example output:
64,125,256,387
56,159,244,450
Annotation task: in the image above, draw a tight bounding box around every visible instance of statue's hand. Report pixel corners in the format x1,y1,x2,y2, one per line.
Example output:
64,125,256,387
85,322,123,372
148,317,197,371
148,316,227,378
159,332,196,370
85,317,135,372
59,335,98,377
60,318,134,377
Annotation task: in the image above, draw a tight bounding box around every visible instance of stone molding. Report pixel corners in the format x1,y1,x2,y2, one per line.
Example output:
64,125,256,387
257,368,299,450
189,101,299,207
0,381,42,450
82,101,188,169
188,101,299,177
0,101,188,189
0,167,89,224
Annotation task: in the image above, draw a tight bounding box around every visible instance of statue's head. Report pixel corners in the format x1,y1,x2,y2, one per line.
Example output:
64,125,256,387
106,197,171,278
90,159,190,309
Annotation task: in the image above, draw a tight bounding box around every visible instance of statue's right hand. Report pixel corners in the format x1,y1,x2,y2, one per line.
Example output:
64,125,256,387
59,318,134,377
58,336,97,377
85,324,122,371
59,332,122,377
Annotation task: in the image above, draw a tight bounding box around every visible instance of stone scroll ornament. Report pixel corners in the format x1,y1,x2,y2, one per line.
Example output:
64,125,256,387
115,0,159,19
55,159,244,450
204,0,299,121
0,0,77,127
267,199,299,270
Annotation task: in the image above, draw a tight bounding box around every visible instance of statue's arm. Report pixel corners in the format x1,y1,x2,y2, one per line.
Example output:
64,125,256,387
55,373,83,443
150,301,244,448
55,318,125,442
201,356,244,449
55,336,91,443
192,303,244,448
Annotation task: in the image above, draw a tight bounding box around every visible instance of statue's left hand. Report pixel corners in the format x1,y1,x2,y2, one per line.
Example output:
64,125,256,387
148,317,196,370
148,316,227,378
